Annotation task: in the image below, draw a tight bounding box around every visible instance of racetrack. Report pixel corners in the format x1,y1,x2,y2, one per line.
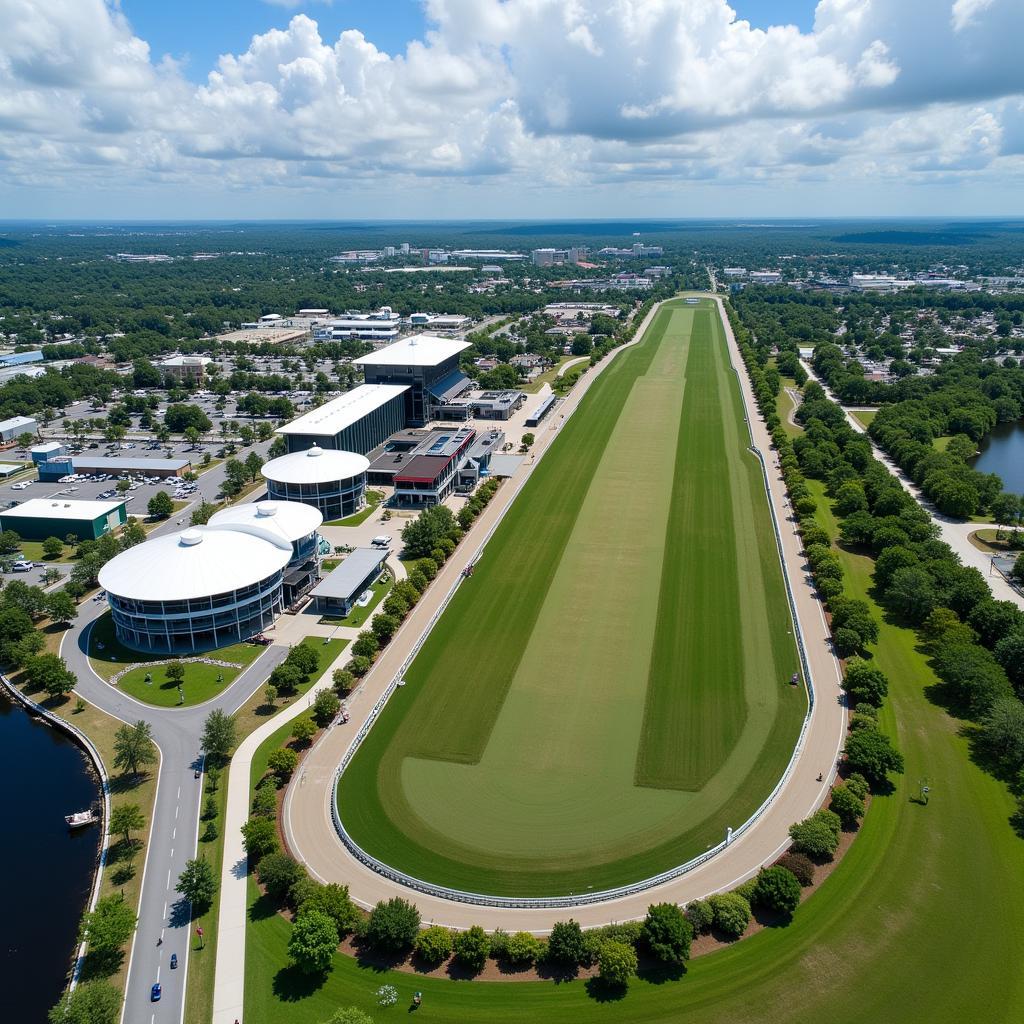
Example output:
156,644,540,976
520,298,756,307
337,300,806,895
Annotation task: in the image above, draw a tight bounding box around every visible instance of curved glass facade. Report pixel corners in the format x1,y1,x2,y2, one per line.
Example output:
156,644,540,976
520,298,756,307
108,569,285,653
266,472,367,522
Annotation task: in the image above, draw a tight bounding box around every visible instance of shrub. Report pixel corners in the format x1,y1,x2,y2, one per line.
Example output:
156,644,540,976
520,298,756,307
299,882,358,934
291,717,316,745
252,780,277,817
842,659,889,707
351,632,379,659
312,689,341,727
844,727,905,785
777,848,816,885
788,809,841,860
323,1009,373,1024
708,892,751,939
258,852,305,902
267,747,298,780
366,898,420,953
370,613,399,645
685,898,714,934
408,569,428,593
752,866,802,917
349,656,372,677
452,925,490,972
487,928,510,960
240,817,278,864
642,902,692,965
733,878,758,902
288,909,339,975
844,772,870,800
829,784,865,827
547,919,587,965
416,557,438,581
505,931,540,965
287,643,320,679
598,940,637,988
414,925,454,965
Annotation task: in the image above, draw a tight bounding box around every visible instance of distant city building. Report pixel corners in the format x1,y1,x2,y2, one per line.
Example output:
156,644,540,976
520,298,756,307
723,267,748,277
312,307,401,344
449,249,527,261
0,415,37,442
749,270,784,285
160,355,212,382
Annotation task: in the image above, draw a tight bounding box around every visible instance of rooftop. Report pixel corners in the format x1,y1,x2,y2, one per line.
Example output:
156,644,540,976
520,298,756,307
209,500,323,545
71,456,191,472
2,498,126,521
353,334,470,368
261,445,370,485
310,547,387,601
276,384,410,437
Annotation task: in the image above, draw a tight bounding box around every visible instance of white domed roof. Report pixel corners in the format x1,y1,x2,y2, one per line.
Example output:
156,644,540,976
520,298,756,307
209,500,322,545
261,446,369,485
98,525,291,602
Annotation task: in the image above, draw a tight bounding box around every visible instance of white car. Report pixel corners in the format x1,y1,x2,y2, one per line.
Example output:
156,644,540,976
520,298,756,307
10,482,29,490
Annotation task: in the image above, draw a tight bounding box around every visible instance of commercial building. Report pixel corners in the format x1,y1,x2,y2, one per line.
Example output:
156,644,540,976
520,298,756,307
31,441,65,463
531,248,587,267
354,334,472,425
525,395,557,427
262,446,370,521
99,526,292,653
449,249,526,261
276,384,408,455
37,455,191,482
392,427,477,506
209,500,323,605
0,350,43,368
0,498,127,541
309,547,389,618
749,270,783,285
0,415,38,442
312,307,401,344
160,355,212,381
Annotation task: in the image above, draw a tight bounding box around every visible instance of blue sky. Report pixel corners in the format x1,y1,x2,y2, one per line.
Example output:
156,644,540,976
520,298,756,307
1,0,1021,218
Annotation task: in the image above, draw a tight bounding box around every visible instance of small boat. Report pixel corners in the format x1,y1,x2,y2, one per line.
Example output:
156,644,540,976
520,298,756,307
65,809,97,829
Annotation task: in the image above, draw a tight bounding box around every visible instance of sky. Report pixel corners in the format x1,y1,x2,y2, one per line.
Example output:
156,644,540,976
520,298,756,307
0,0,1022,220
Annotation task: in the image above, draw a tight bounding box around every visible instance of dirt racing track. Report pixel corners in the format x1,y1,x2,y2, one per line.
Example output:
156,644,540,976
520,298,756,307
282,295,849,931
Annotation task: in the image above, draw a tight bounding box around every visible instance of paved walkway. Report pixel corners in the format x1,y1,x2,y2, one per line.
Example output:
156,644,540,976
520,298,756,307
260,297,847,937
800,361,1024,611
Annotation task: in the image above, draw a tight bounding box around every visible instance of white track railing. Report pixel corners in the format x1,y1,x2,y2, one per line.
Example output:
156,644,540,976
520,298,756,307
328,298,816,908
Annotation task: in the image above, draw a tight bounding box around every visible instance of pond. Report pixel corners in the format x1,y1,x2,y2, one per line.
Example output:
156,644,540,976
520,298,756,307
972,419,1024,495
0,693,101,1021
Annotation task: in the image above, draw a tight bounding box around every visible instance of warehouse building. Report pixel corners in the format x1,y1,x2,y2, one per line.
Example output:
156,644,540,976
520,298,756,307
309,547,389,618
99,525,293,653
0,498,127,541
276,384,408,455
37,455,192,482
261,446,370,521
209,500,323,604
354,334,471,426
0,415,38,442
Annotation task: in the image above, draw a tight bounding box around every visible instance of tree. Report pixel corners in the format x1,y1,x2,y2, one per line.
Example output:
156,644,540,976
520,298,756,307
415,925,454,965
258,852,305,902
244,451,264,481
1012,552,1024,585
841,659,889,708
829,784,865,827
287,643,320,678
147,490,174,519
547,919,587,965
240,816,279,863
42,535,64,559
312,689,341,727
401,504,457,559
288,909,339,975
164,403,211,434
267,746,298,779
270,662,302,694
79,894,136,957
980,696,1024,772
112,721,157,777
885,566,937,623
505,931,541,965
44,591,77,632
351,631,379,660
108,803,145,847
263,683,278,707
201,708,236,764
370,612,399,645
27,653,77,699
332,668,355,695
632,901,690,967
452,925,490,972
176,857,217,911
598,939,637,987
165,661,185,685
707,892,751,939
366,897,421,953
844,727,905,785
291,717,317,745
0,605,33,662
788,809,842,860
299,882,358,935
994,630,1024,689
48,980,122,1024
753,866,802,916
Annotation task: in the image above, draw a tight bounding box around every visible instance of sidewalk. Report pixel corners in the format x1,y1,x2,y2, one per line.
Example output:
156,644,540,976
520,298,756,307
211,645,350,1024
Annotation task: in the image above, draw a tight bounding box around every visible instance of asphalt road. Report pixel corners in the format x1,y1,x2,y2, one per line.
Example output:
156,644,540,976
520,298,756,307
60,540,286,1024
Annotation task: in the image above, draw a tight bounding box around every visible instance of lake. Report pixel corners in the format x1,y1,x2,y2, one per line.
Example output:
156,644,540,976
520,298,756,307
973,419,1024,496
0,692,101,1021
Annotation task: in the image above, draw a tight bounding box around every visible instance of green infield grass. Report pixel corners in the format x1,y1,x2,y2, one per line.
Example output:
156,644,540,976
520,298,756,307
337,300,805,895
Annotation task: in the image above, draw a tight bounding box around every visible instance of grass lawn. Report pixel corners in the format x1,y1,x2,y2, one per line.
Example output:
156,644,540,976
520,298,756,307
850,409,877,429
116,657,252,708
338,300,804,896
184,636,347,1024
521,356,575,393
775,377,802,438
318,575,392,628
14,538,78,562
325,490,385,528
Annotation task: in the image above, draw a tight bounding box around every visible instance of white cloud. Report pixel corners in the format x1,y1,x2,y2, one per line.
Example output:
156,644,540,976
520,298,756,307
0,0,1020,211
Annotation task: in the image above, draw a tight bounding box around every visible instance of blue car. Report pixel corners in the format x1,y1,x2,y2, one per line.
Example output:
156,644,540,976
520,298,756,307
151,983,161,1002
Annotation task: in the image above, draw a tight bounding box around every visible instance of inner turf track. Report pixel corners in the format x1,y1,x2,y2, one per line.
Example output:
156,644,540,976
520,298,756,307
338,300,806,896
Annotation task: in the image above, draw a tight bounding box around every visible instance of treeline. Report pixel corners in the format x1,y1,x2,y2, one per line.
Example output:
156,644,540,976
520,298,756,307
730,299,1024,833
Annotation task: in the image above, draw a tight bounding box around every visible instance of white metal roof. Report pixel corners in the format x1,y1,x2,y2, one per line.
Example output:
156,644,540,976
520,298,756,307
310,548,387,600
261,446,370,485
353,334,470,368
275,384,409,438
98,526,291,602
2,498,126,521
0,415,37,431
209,500,322,544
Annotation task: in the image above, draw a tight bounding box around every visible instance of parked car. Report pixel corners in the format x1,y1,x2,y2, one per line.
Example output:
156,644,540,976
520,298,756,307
11,561,32,573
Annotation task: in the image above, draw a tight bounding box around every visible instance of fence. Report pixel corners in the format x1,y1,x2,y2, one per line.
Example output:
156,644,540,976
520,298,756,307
0,674,110,988
327,297,817,908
